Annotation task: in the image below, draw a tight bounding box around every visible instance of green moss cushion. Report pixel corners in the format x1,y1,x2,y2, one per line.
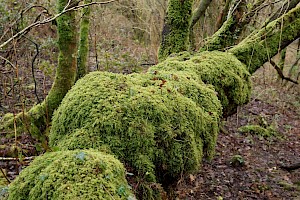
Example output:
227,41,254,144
47,50,251,199
8,150,134,200
49,71,212,183
152,51,252,116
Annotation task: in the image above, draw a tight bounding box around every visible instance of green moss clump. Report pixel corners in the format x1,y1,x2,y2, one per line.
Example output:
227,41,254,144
199,17,236,52
152,51,252,116
238,125,278,138
191,51,251,116
50,72,209,182
47,50,251,199
8,150,134,200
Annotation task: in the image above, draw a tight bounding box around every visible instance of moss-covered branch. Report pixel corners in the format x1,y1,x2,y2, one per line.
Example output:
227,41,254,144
158,0,193,61
199,0,247,51
229,6,300,74
199,0,300,53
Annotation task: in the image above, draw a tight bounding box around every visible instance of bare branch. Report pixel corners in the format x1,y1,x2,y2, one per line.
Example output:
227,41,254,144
24,36,41,103
0,55,16,69
0,5,50,42
0,0,118,49
270,59,298,84
190,0,213,28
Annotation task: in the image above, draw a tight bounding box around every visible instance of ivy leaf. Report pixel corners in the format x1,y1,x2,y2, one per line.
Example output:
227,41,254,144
75,151,86,161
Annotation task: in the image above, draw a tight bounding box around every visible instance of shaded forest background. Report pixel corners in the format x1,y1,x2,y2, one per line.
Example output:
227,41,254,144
0,0,300,199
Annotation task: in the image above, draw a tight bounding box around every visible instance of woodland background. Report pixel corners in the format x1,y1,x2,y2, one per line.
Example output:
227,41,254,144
0,0,299,199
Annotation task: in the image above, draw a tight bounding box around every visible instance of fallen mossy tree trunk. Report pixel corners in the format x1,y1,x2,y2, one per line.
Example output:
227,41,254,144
51,51,250,199
5,50,250,200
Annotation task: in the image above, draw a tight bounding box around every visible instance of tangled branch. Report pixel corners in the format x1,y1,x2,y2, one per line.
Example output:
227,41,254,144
0,0,118,49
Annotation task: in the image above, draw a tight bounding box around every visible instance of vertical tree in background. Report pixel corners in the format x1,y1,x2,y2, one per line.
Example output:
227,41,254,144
158,0,193,60
76,0,91,80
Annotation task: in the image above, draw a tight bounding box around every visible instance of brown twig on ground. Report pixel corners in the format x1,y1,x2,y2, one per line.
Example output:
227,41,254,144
279,161,300,171
0,168,11,183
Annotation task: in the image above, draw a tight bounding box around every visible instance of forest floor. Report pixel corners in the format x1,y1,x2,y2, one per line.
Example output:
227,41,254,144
0,64,299,200
175,66,300,200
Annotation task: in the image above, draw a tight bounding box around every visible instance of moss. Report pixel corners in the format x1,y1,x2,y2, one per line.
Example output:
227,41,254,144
238,125,279,138
158,0,193,61
152,51,252,116
199,17,236,52
278,181,300,191
8,150,134,200
50,72,208,183
0,108,46,141
230,155,245,167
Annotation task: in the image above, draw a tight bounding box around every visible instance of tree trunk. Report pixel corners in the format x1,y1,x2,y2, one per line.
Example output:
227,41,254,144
190,0,212,28
76,0,91,80
1,0,78,138
158,0,193,61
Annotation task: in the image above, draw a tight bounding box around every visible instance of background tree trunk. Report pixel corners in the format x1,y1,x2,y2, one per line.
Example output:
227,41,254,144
158,0,193,61
76,0,91,80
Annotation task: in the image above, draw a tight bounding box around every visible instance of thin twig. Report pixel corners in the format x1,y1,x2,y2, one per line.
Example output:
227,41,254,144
0,156,35,161
0,168,11,184
24,36,41,103
270,59,298,84
0,0,118,49
0,55,16,69
0,5,50,42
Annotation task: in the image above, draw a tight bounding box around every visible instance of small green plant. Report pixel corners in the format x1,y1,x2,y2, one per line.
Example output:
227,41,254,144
230,155,245,167
238,125,279,139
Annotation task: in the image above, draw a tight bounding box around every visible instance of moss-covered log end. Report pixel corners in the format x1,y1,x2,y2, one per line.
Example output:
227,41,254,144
7,150,134,200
